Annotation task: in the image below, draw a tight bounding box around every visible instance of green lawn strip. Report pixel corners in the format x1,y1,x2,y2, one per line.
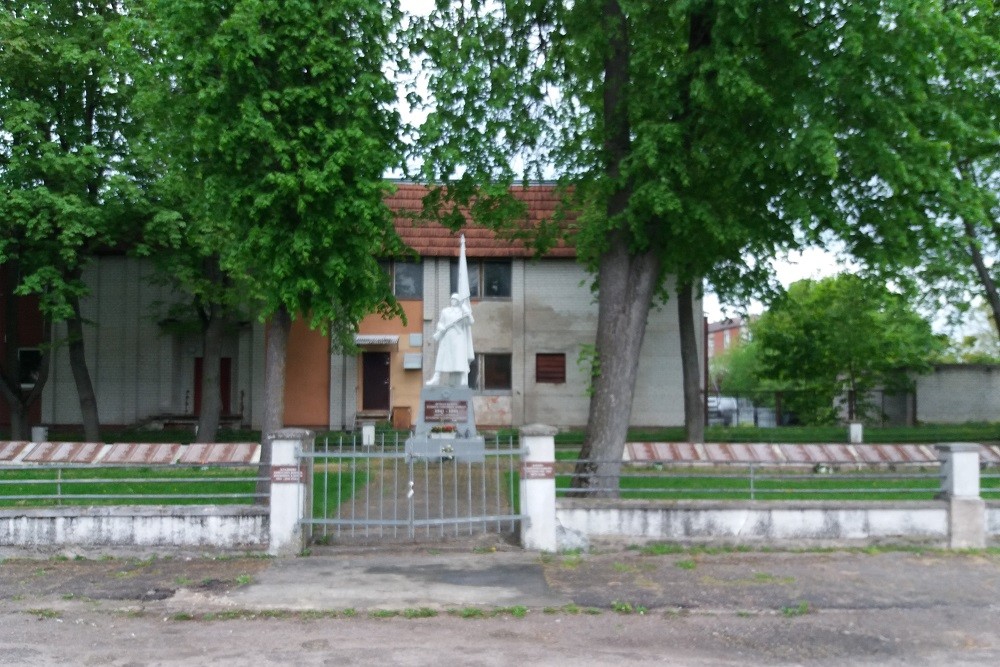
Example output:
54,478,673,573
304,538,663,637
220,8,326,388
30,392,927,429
549,468,984,501
309,466,367,519
507,467,962,502
0,468,366,513
553,423,1000,448
0,467,258,507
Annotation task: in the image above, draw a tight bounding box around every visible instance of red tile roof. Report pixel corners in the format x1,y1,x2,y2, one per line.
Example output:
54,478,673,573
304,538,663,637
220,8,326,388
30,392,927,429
385,182,577,258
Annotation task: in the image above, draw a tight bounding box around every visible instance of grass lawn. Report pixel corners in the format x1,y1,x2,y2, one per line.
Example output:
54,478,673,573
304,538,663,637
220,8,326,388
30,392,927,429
555,469,947,501
553,422,1000,447
0,467,365,516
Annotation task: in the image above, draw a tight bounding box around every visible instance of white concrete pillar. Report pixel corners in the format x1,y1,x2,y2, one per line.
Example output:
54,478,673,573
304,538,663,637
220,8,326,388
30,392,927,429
519,424,558,552
936,443,985,549
268,428,313,556
848,422,863,444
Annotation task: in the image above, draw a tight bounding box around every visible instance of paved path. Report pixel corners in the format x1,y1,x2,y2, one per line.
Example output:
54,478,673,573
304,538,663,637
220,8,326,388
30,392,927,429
2,544,1000,665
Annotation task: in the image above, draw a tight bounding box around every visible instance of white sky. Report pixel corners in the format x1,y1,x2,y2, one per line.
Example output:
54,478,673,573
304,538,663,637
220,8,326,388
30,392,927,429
703,247,846,321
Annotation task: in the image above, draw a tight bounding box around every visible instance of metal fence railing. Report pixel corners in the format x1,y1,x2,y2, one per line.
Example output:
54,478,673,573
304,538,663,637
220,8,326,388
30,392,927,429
0,463,266,506
556,459,953,501
302,432,524,544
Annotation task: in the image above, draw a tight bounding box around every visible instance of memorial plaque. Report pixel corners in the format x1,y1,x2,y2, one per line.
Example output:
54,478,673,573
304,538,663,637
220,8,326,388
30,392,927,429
424,400,469,423
521,462,555,480
271,466,304,483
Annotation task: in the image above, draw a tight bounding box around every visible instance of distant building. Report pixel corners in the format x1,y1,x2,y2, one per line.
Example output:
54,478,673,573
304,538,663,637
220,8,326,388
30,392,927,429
706,317,747,360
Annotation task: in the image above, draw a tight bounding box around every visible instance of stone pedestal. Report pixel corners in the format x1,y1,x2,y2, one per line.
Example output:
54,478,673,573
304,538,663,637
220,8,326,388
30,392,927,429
405,385,485,462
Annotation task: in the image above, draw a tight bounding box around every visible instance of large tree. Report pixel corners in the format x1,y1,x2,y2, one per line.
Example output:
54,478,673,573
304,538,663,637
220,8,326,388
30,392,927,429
0,1,149,441
142,0,406,486
411,0,994,495
746,274,943,425
815,1,999,347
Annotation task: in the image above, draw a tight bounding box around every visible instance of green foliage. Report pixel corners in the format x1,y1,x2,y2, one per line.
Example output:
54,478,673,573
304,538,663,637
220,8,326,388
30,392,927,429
575,344,600,397
748,275,943,424
0,1,150,318
712,342,761,396
139,0,407,341
935,304,1000,363
410,0,997,470
781,601,811,617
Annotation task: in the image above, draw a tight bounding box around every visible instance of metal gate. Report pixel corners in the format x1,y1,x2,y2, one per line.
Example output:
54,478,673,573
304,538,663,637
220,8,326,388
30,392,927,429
301,433,524,545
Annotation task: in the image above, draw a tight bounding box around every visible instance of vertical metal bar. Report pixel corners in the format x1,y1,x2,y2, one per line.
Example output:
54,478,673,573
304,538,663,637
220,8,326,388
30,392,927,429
336,434,343,539
350,434,358,539
364,436,372,539
749,463,755,501
379,434,386,539
407,455,415,540
483,449,490,533
507,435,513,531
392,434,400,538
57,468,62,506
438,456,445,538
464,457,471,536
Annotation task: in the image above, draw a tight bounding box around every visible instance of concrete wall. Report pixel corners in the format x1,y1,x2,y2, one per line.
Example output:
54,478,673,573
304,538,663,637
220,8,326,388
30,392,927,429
916,365,1000,424
329,257,702,429
42,256,262,429
0,506,268,554
556,500,960,547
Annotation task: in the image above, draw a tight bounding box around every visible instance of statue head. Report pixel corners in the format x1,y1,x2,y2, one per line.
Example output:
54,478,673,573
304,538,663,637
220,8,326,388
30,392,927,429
450,293,460,305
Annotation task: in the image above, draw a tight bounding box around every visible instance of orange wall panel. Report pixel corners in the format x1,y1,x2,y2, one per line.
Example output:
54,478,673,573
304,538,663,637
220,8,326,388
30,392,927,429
283,320,330,427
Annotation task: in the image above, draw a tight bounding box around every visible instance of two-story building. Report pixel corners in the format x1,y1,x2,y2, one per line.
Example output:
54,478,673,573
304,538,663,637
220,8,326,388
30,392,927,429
2,183,696,434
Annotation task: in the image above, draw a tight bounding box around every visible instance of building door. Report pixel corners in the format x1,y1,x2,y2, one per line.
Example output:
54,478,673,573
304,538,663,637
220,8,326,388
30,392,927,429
193,357,232,415
362,352,391,411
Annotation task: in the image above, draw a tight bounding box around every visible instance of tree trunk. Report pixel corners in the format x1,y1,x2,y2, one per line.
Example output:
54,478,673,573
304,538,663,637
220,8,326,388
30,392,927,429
256,305,292,504
573,236,661,496
569,0,645,497
964,219,1000,339
67,294,100,442
195,304,224,443
677,281,705,443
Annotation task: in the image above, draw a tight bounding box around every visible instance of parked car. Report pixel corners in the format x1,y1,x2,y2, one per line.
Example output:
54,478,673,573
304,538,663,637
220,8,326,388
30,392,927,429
707,395,738,427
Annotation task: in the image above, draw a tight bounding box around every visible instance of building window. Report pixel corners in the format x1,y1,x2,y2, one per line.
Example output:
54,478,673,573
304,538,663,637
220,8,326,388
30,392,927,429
450,260,511,298
535,353,566,384
468,353,512,391
723,329,731,348
18,348,42,389
380,260,423,299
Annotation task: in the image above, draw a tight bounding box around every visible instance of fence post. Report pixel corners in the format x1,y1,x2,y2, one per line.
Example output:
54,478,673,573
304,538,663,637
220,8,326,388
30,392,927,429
269,428,313,556
935,443,985,549
519,424,558,552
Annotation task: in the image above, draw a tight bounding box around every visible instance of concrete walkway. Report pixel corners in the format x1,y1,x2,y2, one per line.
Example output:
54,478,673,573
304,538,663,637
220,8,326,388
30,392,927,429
4,545,1000,665
217,550,570,611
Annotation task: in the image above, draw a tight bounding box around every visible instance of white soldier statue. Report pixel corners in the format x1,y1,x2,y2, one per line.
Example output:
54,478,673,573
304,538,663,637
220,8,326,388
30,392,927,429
426,293,474,386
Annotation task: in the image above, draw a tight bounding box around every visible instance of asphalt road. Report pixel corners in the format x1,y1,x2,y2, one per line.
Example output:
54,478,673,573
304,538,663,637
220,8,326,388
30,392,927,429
2,542,1000,666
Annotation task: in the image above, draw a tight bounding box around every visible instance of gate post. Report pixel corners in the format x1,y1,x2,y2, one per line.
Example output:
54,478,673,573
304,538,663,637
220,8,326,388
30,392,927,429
519,424,558,552
936,443,985,549
269,428,313,556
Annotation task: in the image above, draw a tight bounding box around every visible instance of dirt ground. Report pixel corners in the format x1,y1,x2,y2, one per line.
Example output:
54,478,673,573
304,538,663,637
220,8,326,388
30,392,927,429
3,545,1000,666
